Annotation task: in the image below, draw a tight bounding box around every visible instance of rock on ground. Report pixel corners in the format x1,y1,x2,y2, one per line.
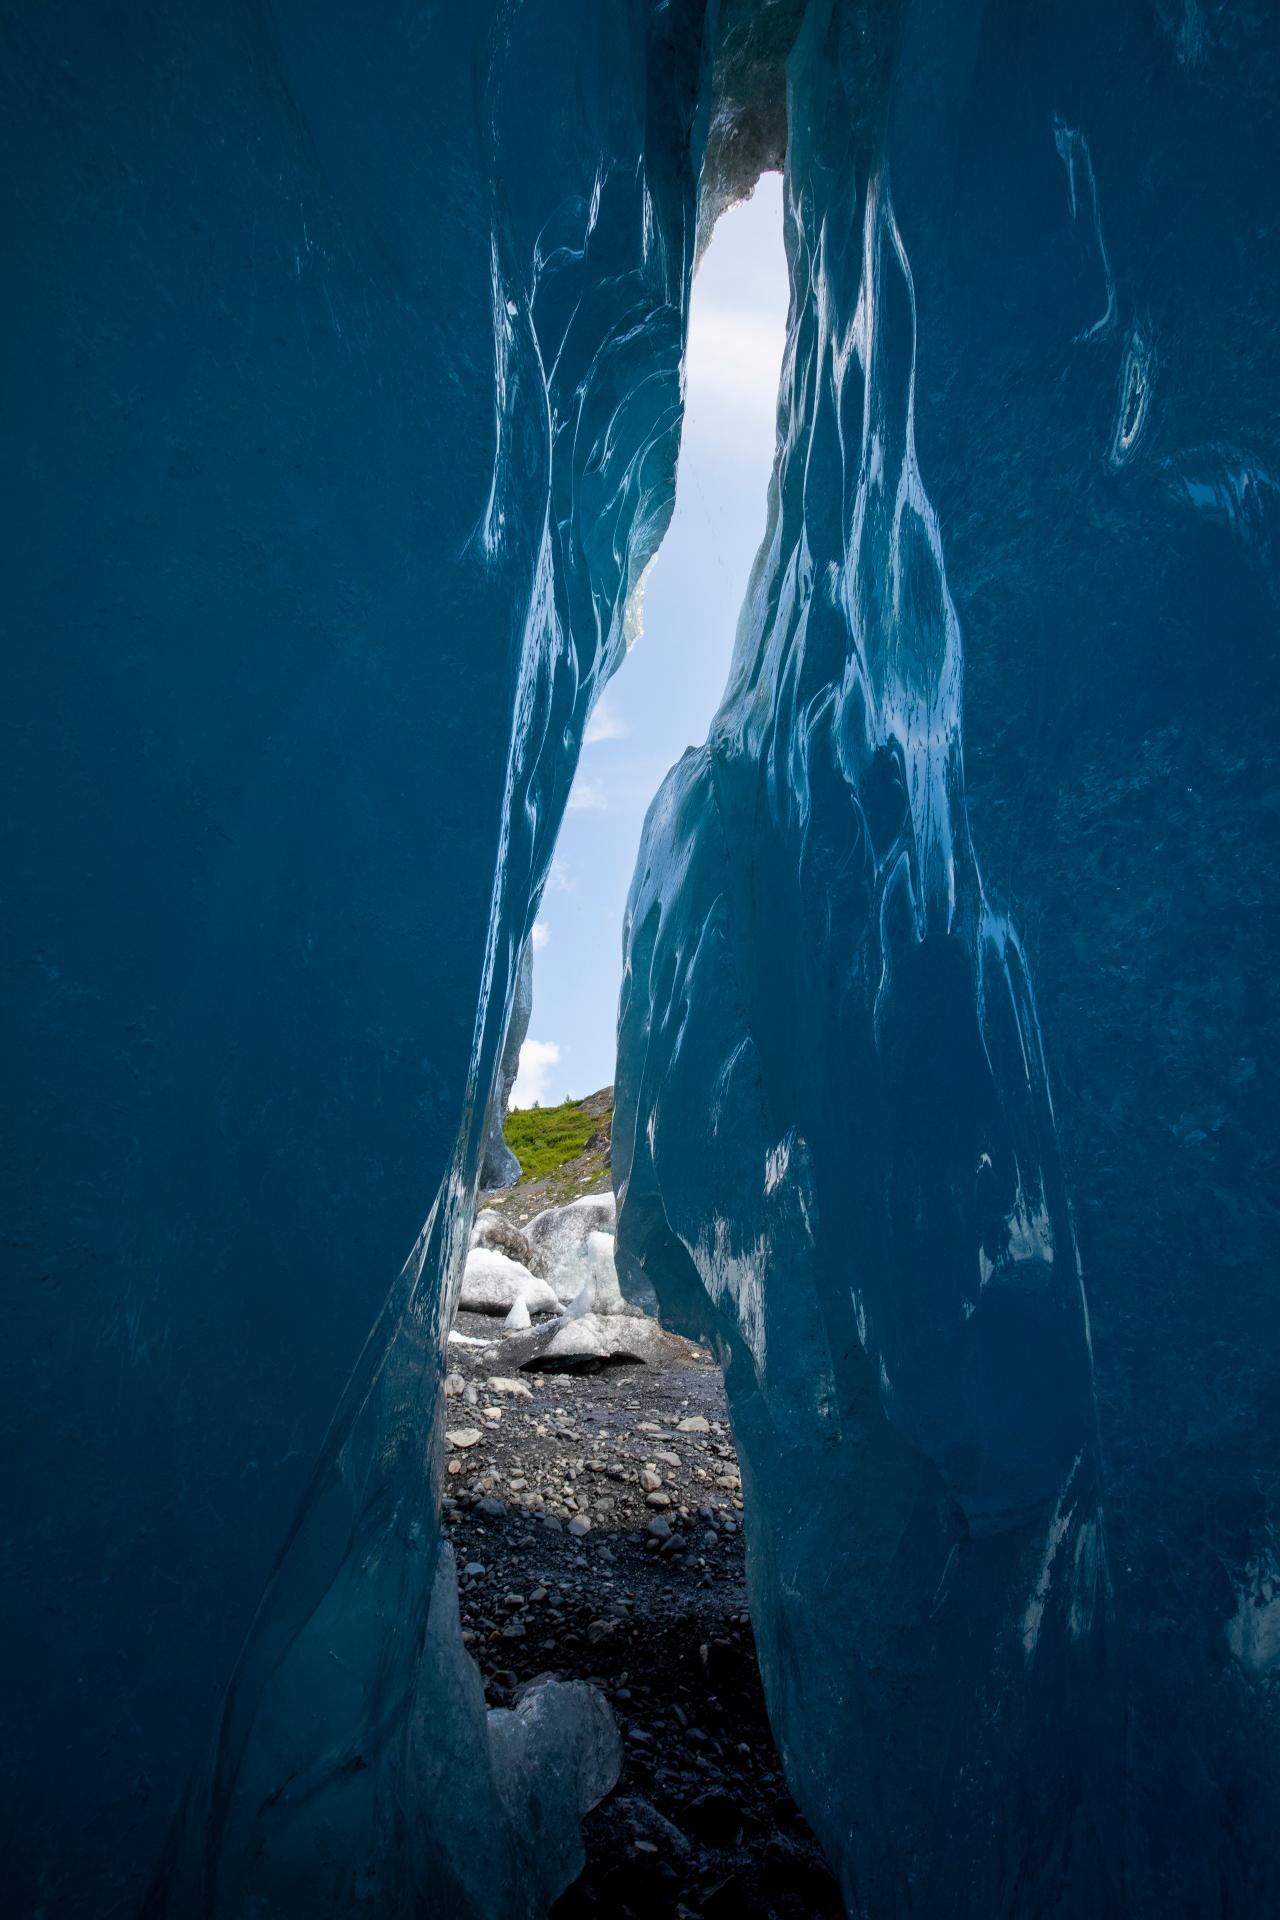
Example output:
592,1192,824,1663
472,1208,537,1267
502,1311,691,1375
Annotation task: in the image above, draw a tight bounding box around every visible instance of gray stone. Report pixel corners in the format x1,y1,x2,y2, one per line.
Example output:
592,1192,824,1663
486,1376,534,1399
500,1310,689,1375
471,1209,536,1268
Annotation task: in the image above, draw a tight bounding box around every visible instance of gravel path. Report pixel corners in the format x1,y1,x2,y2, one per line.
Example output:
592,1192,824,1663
442,1311,842,1918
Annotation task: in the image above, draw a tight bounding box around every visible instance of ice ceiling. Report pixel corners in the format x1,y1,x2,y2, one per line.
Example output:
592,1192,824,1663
4,2,1278,1917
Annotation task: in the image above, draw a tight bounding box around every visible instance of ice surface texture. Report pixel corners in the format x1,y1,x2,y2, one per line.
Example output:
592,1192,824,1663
3,3,706,1915
5,0,1280,1916
616,2,1280,1915
481,942,534,1188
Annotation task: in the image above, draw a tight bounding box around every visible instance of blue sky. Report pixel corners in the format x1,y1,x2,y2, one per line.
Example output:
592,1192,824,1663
511,175,788,1107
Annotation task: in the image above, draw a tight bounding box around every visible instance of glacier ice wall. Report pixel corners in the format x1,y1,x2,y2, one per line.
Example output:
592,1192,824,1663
1,3,709,1913
481,942,534,1190
5,0,1279,1914
616,1,1280,1915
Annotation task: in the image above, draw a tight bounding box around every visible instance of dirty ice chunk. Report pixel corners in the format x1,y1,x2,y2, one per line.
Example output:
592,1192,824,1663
460,1245,561,1316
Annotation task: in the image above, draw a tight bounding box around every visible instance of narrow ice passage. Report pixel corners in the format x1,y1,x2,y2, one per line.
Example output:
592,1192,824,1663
516,177,787,1112
5,4,1280,1918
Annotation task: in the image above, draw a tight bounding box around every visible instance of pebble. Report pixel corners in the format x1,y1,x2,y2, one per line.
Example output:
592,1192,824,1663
439,1310,813,1906
486,1376,533,1398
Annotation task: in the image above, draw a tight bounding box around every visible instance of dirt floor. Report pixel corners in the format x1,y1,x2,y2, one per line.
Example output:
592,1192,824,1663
442,1311,842,1919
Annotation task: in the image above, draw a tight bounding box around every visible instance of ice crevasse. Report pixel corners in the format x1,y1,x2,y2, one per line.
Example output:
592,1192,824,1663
620,3,1280,1914
2,1,1278,1918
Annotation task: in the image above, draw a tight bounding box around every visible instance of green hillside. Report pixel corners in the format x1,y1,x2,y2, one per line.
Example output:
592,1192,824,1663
503,1094,601,1181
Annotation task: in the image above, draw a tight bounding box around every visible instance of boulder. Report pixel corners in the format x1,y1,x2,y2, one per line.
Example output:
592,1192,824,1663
500,1309,688,1374
471,1208,536,1268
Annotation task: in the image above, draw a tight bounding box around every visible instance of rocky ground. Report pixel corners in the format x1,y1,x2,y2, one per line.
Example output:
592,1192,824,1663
442,1312,842,1919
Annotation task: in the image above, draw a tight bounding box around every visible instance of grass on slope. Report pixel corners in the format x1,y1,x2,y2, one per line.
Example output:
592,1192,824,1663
503,1097,599,1182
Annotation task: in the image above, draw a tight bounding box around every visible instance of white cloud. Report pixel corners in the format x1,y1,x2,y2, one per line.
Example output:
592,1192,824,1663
584,689,629,745
530,920,550,952
509,1038,560,1109
546,855,573,893
566,777,607,813
685,299,785,415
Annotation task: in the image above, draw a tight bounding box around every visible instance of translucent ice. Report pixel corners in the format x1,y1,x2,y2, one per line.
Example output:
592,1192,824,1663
6,0,1280,1915
481,943,534,1189
460,1246,561,1318
4,3,706,1915
616,1,1280,1915
525,1193,619,1302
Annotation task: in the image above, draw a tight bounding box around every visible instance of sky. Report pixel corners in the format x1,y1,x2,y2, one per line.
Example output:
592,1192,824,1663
510,175,788,1108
